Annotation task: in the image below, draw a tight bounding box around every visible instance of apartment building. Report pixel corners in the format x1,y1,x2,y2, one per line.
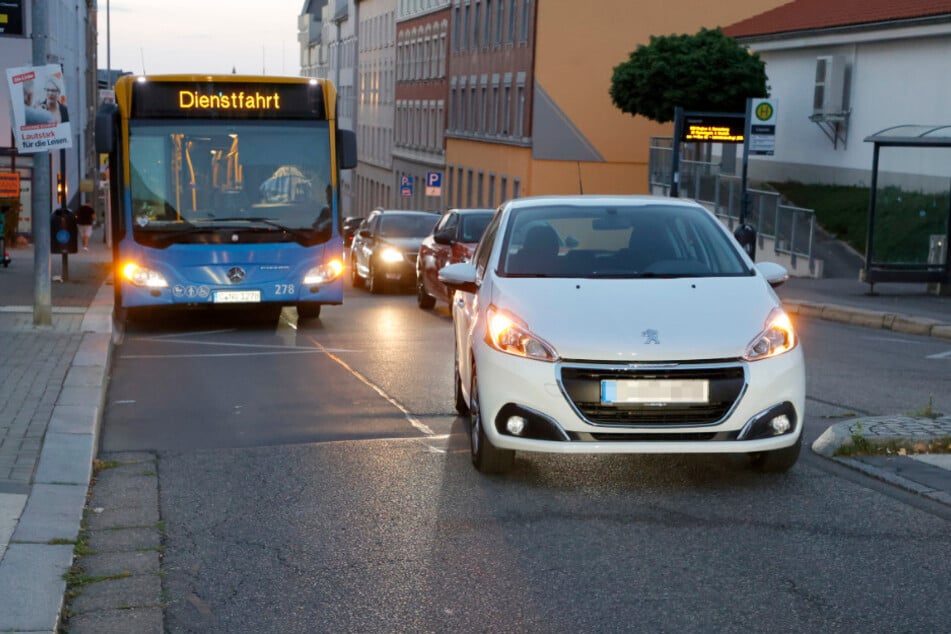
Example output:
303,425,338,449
301,0,792,215
393,0,450,212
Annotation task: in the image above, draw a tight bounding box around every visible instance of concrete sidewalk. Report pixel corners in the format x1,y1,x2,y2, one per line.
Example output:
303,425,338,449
0,233,949,632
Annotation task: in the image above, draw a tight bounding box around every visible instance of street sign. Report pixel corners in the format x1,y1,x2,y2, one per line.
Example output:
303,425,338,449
425,171,442,197
750,98,777,156
400,174,413,198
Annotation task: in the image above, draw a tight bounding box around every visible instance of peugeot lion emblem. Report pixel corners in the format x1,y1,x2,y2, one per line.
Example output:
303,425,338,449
227,267,246,283
642,329,660,345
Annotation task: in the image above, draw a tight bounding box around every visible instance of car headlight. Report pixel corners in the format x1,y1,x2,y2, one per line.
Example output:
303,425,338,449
122,262,169,288
303,258,344,285
380,247,404,263
485,304,558,361
744,308,797,361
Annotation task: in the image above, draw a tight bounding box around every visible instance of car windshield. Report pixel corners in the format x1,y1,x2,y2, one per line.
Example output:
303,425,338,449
379,214,438,238
500,203,752,278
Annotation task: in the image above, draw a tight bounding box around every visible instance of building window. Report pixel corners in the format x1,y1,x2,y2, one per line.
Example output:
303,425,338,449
477,171,484,206
495,0,503,44
463,3,470,50
453,4,461,51
513,177,521,198
457,166,464,207
507,0,516,42
515,84,525,137
500,176,507,202
484,0,492,48
502,85,511,135
467,169,474,207
520,0,531,42
473,1,481,49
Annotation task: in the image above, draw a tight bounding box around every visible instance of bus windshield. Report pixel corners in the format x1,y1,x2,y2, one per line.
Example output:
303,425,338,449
128,119,333,243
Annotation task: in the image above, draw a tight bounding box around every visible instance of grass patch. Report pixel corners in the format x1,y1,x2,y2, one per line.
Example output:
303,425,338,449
770,181,950,264
835,436,951,457
906,396,944,419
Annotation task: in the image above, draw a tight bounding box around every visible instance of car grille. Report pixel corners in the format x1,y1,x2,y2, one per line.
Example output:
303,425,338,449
559,362,746,426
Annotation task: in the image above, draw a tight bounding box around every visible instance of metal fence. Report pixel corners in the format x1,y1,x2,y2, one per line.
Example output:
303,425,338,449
649,137,818,274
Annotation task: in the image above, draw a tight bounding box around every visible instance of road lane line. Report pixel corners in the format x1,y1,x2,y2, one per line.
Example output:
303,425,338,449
290,324,435,436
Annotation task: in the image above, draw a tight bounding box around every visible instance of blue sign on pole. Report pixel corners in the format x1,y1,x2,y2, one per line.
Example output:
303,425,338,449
400,175,413,197
425,171,442,197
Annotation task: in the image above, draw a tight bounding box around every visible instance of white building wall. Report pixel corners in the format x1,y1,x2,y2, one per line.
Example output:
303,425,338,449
742,21,951,188
356,0,397,213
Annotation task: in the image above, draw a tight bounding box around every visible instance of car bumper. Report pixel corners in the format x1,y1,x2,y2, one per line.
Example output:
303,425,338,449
473,343,805,455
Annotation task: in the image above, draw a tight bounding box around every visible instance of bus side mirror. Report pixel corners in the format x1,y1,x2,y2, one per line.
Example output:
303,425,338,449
337,129,357,170
95,104,118,154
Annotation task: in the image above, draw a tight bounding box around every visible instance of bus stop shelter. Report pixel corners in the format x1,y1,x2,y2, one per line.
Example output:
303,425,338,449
862,125,951,293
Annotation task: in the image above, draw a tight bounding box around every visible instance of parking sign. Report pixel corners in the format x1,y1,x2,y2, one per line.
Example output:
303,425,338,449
426,171,442,197
400,175,413,198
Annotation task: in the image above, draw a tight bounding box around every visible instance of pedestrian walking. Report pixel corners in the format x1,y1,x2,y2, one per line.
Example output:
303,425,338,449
77,202,95,251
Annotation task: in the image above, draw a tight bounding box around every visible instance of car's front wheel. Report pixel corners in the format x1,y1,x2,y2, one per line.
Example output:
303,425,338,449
469,364,514,474
350,257,364,288
417,271,436,309
367,262,385,294
749,434,801,473
454,347,469,415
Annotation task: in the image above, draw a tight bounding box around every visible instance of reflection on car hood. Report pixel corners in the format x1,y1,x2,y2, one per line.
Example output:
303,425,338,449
489,275,783,362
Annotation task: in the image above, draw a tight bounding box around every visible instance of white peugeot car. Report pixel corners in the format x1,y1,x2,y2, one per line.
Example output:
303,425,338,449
439,195,805,475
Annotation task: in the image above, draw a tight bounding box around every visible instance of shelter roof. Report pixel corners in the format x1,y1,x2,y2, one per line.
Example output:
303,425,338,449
864,125,951,147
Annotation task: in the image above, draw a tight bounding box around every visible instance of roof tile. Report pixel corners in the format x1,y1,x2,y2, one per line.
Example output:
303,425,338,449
723,0,951,38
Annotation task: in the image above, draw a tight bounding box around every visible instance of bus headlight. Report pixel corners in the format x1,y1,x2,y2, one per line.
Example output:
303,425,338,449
303,258,344,285
122,262,169,288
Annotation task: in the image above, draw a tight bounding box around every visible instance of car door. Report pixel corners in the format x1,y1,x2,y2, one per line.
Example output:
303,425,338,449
351,212,378,279
454,210,504,393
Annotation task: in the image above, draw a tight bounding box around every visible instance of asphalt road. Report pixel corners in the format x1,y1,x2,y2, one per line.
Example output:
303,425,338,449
75,287,951,633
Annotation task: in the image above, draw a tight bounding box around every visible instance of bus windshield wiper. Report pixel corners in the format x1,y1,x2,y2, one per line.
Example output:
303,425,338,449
210,217,313,241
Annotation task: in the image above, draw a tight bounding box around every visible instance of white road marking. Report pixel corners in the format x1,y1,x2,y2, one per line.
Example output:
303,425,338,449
289,321,435,436
926,349,951,359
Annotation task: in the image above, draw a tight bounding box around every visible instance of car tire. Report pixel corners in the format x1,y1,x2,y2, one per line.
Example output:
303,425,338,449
368,262,385,295
417,274,436,309
350,258,365,288
454,348,469,415
297,302,321,320
469,364,514,474
749,434,801,473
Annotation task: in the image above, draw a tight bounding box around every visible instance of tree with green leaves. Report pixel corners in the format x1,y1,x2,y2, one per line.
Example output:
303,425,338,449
610,27,768,123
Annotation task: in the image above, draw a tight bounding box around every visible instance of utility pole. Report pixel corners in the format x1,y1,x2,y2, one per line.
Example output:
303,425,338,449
32,0,52,326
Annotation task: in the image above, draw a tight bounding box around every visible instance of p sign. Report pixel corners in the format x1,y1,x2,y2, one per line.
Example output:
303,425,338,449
400,174,413,198
426,171,442,197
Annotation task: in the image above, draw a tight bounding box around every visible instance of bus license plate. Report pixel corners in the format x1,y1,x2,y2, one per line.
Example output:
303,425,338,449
213,290,261,303
601,379,709,404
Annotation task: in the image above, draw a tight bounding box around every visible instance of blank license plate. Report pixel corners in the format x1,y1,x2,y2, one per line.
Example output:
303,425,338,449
601,379,709,404
213,290,261,303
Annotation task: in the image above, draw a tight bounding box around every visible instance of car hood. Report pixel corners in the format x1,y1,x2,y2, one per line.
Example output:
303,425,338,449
488,275,784,362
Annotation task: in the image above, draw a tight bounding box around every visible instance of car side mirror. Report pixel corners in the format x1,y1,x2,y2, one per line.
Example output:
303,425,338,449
756,262,789,288
358,228,372,239
433,228,455,245
438,262,479,294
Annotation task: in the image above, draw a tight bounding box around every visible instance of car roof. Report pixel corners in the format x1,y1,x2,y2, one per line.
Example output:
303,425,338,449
372,209,440,216
504,195,705,210
446,208,494,214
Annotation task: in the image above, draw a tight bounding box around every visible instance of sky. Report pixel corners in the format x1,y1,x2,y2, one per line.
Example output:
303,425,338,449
98,0,306,77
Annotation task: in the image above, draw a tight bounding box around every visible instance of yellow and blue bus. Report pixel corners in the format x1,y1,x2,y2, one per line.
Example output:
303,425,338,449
95,74,357,322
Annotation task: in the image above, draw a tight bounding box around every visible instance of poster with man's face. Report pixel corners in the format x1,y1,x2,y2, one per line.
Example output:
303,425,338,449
5,63,73,153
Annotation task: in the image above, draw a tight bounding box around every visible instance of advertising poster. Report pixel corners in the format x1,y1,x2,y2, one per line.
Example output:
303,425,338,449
6,63,73,153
